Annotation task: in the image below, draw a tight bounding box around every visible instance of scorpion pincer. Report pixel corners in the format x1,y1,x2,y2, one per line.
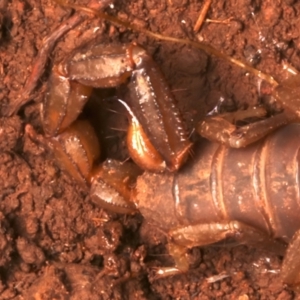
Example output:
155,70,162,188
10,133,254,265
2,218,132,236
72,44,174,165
41,38,300,290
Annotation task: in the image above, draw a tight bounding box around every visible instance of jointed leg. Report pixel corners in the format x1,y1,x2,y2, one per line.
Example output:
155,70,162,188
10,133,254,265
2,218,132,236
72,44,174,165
198,110,297,148
281,230,300,292
168,220,286,272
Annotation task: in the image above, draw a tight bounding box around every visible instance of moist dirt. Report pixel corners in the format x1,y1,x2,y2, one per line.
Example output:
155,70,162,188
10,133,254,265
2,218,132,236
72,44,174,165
0,0,299,299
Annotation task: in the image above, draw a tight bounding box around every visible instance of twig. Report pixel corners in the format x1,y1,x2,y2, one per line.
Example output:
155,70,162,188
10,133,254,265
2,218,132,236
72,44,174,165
205,17,234,25
193,0,212,33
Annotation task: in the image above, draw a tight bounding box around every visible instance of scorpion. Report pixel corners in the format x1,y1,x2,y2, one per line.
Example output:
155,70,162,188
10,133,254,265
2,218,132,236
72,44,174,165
13,0,300,292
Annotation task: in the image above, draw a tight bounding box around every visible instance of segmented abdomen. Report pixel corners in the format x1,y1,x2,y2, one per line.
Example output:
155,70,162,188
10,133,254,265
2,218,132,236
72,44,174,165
136,124,300,242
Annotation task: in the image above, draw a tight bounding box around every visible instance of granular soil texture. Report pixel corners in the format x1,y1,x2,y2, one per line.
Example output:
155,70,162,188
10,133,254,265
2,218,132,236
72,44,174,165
0,0,299,299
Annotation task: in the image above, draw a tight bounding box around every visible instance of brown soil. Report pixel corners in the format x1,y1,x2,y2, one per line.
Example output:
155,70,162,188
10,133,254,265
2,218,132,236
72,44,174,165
0,0,299,299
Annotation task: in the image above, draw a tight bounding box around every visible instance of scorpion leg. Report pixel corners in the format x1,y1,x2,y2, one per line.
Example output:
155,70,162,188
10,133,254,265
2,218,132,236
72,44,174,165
273,73,300,119
198,73,300,148
168,220,286,272
198,110,296,148
281,230,300,291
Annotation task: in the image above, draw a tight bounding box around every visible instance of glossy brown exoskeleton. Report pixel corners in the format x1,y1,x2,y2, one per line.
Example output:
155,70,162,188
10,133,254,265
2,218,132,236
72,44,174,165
130,73,300,291
135,122,300,289
40,37,300,291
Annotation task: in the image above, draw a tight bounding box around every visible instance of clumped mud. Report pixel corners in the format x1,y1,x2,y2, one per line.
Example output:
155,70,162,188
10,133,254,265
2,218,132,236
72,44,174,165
0,0,299,298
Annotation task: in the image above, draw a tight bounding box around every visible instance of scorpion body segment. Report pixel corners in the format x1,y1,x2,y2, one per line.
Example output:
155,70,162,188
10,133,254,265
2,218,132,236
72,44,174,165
135,123,300,252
